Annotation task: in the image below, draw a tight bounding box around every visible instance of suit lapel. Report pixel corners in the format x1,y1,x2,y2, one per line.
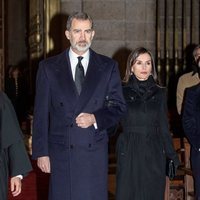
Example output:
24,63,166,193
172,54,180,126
54,49,105,114
55,50,79,104
74,49,104,113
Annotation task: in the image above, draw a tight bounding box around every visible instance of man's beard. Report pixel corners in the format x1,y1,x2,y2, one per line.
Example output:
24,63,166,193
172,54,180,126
71,41,91,53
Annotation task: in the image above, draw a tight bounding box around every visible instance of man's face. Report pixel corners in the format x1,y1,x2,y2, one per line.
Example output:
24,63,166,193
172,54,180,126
65,19,95,55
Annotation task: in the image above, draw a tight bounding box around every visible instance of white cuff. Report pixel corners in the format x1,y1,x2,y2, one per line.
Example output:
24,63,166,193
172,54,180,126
15,175,23,180
93,123,98,129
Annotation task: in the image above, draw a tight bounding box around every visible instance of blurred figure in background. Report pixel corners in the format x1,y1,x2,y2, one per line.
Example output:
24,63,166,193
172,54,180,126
176,44,200,115
5,65,29,125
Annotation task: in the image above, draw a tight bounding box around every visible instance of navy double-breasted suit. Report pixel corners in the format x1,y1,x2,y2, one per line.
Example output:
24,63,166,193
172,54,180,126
32,48,126,200
182,83,200,198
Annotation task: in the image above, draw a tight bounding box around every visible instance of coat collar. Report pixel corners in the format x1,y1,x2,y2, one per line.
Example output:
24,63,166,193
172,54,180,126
124,75,159,100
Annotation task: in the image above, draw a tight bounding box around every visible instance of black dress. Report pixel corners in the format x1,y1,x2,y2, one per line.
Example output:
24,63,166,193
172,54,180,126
116,75,180,200
0,92,32,200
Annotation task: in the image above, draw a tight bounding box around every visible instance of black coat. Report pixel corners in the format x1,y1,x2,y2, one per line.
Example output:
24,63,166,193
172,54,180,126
116,75,179,200
0,92,32,200
32,49,126,200
182,83,200,197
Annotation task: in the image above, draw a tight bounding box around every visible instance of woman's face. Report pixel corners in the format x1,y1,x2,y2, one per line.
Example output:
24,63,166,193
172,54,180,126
131,53,152,81
194,48,200,66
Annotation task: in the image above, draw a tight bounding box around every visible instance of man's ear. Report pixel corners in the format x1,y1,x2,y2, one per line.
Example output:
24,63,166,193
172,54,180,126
65,30,70,40
91,30,95,40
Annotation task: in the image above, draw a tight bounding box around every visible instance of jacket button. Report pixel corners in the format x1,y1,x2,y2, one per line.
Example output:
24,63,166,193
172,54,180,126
70,123,73,127
70,144,74,149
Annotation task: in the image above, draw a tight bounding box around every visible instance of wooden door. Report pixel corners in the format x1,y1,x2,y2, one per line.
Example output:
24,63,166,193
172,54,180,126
28,0,60,97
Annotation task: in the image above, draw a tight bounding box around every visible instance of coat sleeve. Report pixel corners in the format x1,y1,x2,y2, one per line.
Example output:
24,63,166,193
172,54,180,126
0,92,32,177
176,77,185,115
32,62,50,159
182,88,200,150
93,61,127,132
159,89,180,166
8,140,32,177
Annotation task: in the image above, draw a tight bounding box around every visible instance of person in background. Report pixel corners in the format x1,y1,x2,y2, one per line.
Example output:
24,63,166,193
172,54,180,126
5,65,29,124
115,47,180,200
0,91,32,200
32,11,126,200
182,55,200,199
176,45,200,115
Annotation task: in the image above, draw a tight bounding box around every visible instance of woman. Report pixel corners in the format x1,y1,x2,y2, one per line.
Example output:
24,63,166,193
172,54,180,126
116,47,180,200
0,91,32,199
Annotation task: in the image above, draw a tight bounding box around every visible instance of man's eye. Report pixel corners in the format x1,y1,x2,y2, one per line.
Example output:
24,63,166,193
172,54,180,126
74,30,80,33
85,30,92,34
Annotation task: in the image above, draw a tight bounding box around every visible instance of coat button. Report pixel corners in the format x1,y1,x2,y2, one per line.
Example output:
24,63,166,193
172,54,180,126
70,123,73,127
70,144,74,149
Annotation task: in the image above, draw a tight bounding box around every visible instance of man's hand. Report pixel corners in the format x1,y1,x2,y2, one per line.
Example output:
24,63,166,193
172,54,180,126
37,156,51,173
76,113,96,128
10,176,22,197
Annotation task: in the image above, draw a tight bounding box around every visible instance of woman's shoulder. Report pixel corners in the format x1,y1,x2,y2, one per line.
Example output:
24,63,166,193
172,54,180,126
154,84,167,92
0,91,10,101
149,84,167,100
0,91,6,103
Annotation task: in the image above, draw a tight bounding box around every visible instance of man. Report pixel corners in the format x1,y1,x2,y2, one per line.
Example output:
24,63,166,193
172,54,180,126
182,81,200,200
32,12,126,200
176,45,200,115
0,91,32,200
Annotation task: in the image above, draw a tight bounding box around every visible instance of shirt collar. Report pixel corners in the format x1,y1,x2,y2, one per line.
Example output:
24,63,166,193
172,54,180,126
69,48,90,62
68,48,90,79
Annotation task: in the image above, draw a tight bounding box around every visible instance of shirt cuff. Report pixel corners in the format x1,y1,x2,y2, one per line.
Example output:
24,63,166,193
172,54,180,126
93,123,98,129
15,175,23,180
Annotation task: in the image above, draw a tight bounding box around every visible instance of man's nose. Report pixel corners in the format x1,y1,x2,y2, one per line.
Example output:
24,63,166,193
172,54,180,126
80,32,86,40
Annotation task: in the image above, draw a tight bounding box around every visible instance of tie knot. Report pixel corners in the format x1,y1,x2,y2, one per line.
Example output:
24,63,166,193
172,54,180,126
77,56,83,62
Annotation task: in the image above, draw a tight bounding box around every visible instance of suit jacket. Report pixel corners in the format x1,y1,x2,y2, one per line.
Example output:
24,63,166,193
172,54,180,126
32,48,126,200
182,83,200,150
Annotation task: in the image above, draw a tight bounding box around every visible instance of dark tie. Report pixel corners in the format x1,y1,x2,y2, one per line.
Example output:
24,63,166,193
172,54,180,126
75,56,85,94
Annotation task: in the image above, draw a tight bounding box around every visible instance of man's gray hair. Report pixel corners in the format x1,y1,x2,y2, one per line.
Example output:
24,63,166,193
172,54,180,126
66,12,93,31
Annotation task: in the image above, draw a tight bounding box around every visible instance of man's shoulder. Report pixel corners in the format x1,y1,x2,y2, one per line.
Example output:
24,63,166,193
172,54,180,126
90,49,116,64
40,50,67,66
187,83,200,93
179,71,194,80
